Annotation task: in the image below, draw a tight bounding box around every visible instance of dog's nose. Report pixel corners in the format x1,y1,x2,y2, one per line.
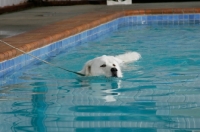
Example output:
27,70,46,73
111,68,118,77
111,68,118,72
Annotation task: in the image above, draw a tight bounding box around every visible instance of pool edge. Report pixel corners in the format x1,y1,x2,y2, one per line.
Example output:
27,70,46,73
1,8,200,62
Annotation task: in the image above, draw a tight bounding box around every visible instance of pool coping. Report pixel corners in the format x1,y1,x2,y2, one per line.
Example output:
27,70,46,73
1,8,200,62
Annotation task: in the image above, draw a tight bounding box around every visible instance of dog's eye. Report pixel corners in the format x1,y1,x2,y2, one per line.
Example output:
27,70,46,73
100,64,106,67
113,64,116,66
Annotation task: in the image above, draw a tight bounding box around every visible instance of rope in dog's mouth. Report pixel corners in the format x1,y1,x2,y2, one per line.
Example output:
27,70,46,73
0,40,85,76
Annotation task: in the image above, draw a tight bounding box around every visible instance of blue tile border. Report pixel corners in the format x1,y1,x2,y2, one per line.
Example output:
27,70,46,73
0,13,200,80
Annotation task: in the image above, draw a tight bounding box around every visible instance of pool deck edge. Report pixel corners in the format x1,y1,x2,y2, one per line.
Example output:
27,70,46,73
0,8,200,62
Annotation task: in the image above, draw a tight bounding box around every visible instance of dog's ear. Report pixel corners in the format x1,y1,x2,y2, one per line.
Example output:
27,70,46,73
81,60,92,76
86,65,91,75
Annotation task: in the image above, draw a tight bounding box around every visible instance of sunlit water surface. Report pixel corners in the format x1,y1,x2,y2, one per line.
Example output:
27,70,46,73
1,24,200,132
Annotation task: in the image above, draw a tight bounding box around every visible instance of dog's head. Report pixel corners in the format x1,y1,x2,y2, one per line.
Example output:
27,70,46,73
80,55,123,77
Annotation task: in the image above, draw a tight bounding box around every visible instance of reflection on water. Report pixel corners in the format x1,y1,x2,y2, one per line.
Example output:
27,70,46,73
1,75,200,131
1,24,200,131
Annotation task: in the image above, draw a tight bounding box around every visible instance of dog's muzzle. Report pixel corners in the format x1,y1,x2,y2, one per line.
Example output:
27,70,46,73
111,68,118,77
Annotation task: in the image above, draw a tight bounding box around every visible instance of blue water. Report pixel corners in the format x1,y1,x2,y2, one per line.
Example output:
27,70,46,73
1,24,200,132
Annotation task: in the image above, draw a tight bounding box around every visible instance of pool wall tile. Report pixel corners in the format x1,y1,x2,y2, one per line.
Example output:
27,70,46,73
1,12,200,79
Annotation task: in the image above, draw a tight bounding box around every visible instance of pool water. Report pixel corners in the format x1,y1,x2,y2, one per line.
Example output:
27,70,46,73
1,23,200,131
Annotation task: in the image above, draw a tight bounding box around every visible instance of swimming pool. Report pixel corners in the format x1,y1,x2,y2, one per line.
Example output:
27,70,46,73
1,14,200,131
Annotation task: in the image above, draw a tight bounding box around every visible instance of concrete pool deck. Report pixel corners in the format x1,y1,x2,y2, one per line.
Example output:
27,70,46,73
0,2,200,62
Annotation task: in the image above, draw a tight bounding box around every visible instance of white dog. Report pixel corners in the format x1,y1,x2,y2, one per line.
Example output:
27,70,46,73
79,52,141,77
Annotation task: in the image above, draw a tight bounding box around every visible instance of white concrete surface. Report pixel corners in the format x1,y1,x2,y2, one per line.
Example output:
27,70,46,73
0,0,27,8
107,0,132,6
